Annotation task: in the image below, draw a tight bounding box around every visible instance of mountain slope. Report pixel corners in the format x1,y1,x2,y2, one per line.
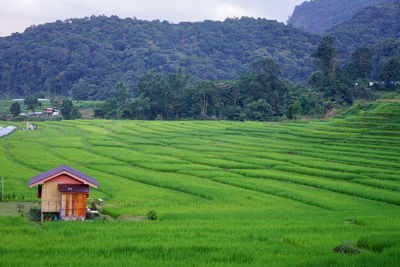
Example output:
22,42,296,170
0,16,320,99
328,2,400,59
370,38,400,79
289,0,392,33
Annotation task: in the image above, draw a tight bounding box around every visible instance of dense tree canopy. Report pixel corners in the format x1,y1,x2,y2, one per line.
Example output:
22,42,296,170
289,0,392,33
93,32,399,122
24,97,41,111
380,57,400,89
95,57,326,121
308,37,375,105
328,2,400,59
9,102,21,117
311,36,338,74
60,99,81,120
351,47,373,79
0,16,320,100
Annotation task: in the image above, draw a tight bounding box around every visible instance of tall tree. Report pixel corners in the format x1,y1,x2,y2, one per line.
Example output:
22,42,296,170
113,82,130,107
252,58,281,80
311,36,338,74
380,57,400,89
60,99,73,120
94,82,132,119
194,81,216,120
9,102,21,117
351,47,373,79
164,69,189,119
24,97,41,111
134,71,166,119
72,79,89,100
70,107,82,120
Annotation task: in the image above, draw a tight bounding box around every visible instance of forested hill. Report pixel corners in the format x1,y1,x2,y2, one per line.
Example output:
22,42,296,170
288,0,392,33
328,1,400,59
370,38,400,80
0,16,320,100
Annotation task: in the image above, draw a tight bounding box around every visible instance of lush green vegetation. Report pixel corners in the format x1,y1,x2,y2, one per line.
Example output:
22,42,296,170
371,38,400,80
0,16,320,99
94,59,322,120
0,100,100,115
289,0,392,33
0,98,399,266
91,36,399,121
328,2,400,59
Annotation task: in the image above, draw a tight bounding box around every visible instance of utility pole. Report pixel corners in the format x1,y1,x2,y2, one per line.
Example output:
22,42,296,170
1,176,3,201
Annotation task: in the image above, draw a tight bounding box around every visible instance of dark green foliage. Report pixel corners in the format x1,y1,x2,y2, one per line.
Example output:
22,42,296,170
9,102,20,117
380,57,400,89
308,38,374,106
100,57,328,121
71,79,90,100
147,210,158,220
328,2,400,59
285,103,299,120
307,71,324,88
94,82,132,119
289,0,392,33
0,16,320,99
24,97,41,111
357,235,400,252
86,211,98,220
252,58,281,80
60,99,73,120
295,91,323,116
311,36,338,74
246,99,272,121
29,207,41,222
332,242,361,254
132,71,165,120
351,47,373,79
193,81,217,120
70,107,82,120
60,99,81,120
370,38,400,80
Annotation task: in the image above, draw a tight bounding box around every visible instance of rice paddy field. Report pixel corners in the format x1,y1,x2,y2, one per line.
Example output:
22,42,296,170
0,100,399,266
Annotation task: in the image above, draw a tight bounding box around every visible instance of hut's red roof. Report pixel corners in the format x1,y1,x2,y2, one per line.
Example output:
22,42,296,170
28,164,99,188
58,184,89,193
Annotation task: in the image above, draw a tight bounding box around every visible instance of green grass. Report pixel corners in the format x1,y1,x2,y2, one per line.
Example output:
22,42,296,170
0,100,399,266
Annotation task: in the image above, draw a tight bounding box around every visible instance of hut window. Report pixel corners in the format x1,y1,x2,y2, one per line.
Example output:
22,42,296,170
38,184,42,198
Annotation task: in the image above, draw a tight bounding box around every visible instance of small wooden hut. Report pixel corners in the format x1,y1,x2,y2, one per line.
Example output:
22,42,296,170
28,164,99,222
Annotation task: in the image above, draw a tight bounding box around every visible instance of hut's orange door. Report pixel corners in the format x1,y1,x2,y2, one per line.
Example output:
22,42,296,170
61,193,86,218
72,194,86,217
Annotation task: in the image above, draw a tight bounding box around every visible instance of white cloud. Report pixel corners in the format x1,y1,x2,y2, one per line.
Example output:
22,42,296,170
0,0,305,36
212,2,256,21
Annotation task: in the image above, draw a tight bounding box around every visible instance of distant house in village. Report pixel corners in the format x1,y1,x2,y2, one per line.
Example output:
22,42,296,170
13,98,49,102
19,108,60,118
28,165,99,222
26,112,43,117
43,108,60,116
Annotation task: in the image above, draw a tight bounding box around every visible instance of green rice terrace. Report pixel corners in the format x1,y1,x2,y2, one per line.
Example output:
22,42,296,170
0,99,399,266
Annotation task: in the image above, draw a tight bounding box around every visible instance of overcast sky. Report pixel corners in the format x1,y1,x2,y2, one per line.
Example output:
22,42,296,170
0,0,306,37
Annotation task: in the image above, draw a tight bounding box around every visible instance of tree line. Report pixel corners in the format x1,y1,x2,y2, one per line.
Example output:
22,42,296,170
94,36,400,121
8,97,81,120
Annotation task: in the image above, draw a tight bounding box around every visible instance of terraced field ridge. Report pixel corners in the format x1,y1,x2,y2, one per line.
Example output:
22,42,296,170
0,100,399,266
